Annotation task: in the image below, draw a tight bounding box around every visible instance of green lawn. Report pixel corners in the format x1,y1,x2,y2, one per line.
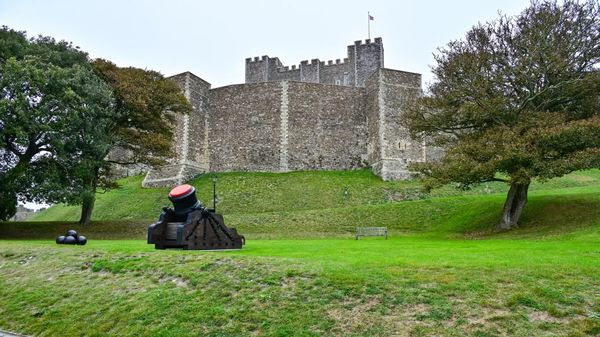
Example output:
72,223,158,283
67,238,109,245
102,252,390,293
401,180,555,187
0,237,598,337
1,169,600,336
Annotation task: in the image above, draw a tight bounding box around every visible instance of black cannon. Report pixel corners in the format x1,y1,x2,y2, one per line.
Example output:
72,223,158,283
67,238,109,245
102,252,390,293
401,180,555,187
147,184,245,250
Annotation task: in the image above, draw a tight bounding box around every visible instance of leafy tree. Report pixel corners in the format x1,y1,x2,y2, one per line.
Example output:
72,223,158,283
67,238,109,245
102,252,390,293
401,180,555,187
0,26,28,63
21,81,118,224
62,60,191,224
91,59,191,167
405,0,600,229
0,28,116,220
1,27,190,223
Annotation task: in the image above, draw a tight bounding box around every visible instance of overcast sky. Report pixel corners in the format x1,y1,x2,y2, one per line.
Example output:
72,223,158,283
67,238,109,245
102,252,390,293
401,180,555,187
1,0,533,88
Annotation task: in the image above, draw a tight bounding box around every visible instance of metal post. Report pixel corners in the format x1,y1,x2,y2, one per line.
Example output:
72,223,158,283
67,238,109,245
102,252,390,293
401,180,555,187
211,174,217,212
368,12,371,40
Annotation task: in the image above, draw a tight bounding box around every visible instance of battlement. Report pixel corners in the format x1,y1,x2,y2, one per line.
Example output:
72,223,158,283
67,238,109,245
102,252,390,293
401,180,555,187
353,37,383,46
298,59,321,65
246,55,270,64
323,58,349,67
245,38,384,87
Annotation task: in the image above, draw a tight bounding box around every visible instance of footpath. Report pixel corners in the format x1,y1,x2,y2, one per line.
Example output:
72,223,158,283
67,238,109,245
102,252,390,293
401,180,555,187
0,330,30,337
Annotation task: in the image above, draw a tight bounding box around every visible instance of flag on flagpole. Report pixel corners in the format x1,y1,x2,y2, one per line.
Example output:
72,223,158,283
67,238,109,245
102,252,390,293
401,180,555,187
367,12,374,39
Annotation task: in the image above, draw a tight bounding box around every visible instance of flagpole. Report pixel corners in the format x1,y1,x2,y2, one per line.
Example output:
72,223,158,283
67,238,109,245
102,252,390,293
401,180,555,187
368,12,371,39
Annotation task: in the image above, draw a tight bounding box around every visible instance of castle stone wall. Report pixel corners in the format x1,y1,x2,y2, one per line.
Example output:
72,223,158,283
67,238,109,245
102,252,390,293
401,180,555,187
365,71,382,166
208,82,282,172
245,56,268,83
367,68,425,180
271,67,300,81
171,72,211,169
286,82,366,170
299,60,320,83
319,60,352,86
142,72,210,187
354,38,384,87
141,38,441,187
199,81,369,173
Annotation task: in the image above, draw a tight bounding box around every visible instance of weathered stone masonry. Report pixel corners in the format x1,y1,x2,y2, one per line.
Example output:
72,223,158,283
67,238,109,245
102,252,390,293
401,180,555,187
143,38,439,187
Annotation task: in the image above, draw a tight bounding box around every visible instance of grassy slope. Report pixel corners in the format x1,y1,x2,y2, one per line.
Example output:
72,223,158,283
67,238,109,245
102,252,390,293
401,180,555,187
29,169,600,221
9,169,600,241
6,190,600,241
30,170,425,221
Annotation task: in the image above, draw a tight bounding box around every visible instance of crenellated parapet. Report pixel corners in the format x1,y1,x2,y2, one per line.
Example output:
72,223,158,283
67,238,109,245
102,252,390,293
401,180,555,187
245,38,384,87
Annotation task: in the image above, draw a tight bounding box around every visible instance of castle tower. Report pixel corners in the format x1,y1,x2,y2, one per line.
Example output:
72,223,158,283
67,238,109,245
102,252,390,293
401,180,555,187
366,68,425,180
245,56,269,83
349,37,384,87
142,72,211,187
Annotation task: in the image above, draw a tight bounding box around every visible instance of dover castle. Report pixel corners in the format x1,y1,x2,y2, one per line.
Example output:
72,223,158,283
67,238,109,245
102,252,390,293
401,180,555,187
142,38,441,187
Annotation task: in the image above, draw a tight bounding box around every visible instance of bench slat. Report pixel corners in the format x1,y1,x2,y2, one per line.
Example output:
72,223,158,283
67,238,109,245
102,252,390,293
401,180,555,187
355,227,387,239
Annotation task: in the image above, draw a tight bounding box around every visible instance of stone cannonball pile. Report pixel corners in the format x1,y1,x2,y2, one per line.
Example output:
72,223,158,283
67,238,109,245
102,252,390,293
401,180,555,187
55,229,87,245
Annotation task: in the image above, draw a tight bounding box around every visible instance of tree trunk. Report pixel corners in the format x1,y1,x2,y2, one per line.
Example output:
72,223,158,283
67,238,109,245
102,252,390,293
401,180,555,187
0,161,30,221
0,187,18,221
498,182,530,230
79,193,96,225
78,166,100,225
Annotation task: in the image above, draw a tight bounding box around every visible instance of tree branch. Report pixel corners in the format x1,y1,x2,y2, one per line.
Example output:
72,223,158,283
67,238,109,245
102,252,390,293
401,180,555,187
484,177,509,183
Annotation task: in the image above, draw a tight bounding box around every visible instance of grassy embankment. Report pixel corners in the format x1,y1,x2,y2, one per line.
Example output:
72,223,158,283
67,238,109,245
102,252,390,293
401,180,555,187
9,169,600,239
0,169,599,336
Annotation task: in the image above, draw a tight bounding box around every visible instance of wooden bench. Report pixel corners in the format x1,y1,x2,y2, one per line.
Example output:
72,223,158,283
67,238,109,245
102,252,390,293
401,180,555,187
355,227,388,240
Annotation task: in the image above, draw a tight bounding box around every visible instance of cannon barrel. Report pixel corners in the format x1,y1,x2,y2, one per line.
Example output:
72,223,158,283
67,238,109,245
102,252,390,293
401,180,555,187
168,184,201,215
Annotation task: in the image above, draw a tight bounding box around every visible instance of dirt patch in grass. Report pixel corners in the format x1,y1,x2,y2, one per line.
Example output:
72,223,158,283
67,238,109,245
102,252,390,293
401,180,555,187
159,275,189,288
528,310,572,324
328,298,381,332
466,307,512,326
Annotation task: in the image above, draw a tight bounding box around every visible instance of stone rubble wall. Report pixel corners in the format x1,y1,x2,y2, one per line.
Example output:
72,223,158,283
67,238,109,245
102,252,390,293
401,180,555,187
142,72,210,187
208,82,283,172
354,39,384,87
286,82,367,170
142,68,433,187
366,69,426,180
200,81,368,173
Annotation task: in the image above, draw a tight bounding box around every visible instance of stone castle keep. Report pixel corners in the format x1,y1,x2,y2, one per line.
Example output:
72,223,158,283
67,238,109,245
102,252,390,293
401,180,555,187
142,38,440,187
